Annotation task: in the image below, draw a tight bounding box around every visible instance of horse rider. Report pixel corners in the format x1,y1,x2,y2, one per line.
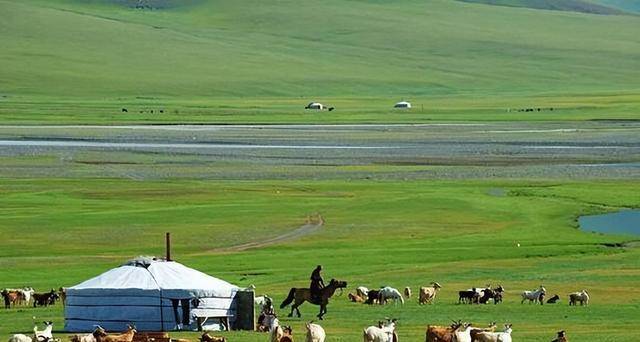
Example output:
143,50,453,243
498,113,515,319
309,265,325,302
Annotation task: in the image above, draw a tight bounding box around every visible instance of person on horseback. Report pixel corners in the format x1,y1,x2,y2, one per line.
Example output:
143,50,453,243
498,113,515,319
309,265,325,302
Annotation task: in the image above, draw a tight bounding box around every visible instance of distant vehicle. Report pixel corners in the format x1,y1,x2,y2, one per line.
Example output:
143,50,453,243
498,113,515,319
394,101,411,109
305,102,325,110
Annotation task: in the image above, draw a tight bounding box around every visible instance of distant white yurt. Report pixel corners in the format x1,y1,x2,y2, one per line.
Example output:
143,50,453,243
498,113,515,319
305,102,325,110
65,257,240,332
394,101,411,109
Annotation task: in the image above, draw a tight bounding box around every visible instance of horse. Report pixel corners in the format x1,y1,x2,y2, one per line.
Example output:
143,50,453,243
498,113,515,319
521,286,546,305
279,278,347,320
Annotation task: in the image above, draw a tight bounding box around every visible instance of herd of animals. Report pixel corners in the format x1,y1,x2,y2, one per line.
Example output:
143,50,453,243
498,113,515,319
3,284,590,342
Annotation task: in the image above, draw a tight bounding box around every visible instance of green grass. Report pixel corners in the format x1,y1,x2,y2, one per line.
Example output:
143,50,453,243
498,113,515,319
1,178,639,341
0,0,639,123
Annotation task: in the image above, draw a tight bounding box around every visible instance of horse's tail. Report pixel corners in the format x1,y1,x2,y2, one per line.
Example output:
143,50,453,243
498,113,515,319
280,288,296,309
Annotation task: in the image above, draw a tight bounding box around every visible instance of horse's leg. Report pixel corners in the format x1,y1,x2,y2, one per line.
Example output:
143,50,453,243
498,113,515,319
288,302,295,317
296,305,301,318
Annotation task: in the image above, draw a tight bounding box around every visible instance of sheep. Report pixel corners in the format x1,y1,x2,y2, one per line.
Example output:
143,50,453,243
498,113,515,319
9,335,32,342
419,282,441,305
356,286,369,298
569,290,589,306
305,322,325,342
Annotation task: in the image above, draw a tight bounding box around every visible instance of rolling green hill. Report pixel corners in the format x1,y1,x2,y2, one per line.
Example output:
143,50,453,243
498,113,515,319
0,0,639,123
456,0,627,15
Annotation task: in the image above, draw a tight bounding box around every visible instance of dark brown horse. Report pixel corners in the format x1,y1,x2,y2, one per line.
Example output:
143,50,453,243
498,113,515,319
279,278,347,320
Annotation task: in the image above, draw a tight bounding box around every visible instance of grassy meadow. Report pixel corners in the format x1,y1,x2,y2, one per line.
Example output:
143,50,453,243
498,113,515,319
0,179,639,341
1,0,639,123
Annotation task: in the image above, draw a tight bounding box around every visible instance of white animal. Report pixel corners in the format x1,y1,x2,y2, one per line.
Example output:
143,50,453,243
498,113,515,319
9,335,32,342
521,286,546,304
255,295,274,313
356,286,369,298
33,321,54,342
305,322,325,342
419,282,442,304
363,319,397,342
378,287,404,305
569,289,590,306
476,324,513,342
453,323,473,342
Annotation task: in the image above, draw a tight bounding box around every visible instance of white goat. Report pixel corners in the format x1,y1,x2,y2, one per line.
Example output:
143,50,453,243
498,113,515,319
476,324,513,342
363,319,397,342
33,321,54,342
305,322,325,342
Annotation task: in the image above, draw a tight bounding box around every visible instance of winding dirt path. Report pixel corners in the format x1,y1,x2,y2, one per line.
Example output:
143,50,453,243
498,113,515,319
211,214,324,253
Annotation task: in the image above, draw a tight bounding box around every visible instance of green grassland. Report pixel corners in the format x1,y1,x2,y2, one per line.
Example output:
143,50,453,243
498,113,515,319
1,179,639,341
1,0,639,123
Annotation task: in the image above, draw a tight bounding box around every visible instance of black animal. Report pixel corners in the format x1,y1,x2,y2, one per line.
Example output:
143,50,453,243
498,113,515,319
33,289,58,307
121,108,128,113
547,294,560,304
365,289,380,305
328,107,335,111
458,288,479,304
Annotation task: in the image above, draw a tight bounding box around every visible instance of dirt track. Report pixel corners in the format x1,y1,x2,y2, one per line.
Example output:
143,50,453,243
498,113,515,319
211,214,324,252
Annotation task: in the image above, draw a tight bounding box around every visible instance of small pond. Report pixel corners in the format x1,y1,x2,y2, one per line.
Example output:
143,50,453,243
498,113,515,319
579,210,640,236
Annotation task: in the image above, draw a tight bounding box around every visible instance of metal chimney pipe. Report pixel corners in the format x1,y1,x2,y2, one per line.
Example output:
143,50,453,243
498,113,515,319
166,232,171,261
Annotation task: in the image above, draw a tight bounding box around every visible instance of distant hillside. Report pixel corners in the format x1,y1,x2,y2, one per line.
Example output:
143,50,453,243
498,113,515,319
1,0,639,101
456,0,627,15
591,0,640,13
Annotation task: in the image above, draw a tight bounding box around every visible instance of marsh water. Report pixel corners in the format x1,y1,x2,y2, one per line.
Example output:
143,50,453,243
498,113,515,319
579,210,640,236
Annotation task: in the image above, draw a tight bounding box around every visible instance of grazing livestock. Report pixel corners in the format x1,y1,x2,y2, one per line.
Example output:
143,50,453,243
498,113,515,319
356,286,369,298
363,319,397,342
1,289,23,308
476,324,512,342
98,324,136,342
70,326,107,342
21,288,35,306
200,332,226,342
404,287,412,299
305,322,325,342
33,290,58,307
121,108,128,113
547,294,560,304
58,288,66,306
280,326,294,342
479,285,504,305
551,330,567,342
470,322,497,342
33,321,54,342
425,321,462,342
521,286,546,305
458,288,479,304
419,282,442,305
365,289,380,305
453,323,473,342
348,292,365,303
379,287,404,305
9,335,32,342
569,290,589,306
267,314,284,342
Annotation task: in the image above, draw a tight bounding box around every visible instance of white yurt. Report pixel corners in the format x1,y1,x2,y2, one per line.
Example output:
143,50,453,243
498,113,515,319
65,257,240,332
394,101,411,109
